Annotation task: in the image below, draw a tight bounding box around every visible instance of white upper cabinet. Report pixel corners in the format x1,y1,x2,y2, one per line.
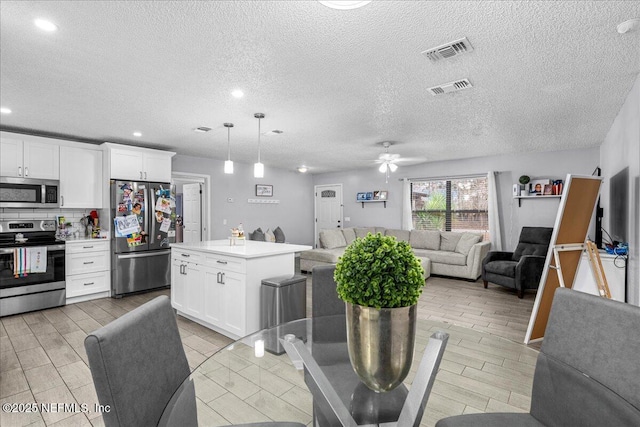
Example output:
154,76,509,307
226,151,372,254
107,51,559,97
0,137,59,179
103,143,175,182
59,145,103,208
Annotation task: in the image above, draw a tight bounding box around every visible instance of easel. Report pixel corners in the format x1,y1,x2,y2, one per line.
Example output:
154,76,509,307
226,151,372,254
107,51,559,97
525,174,603,344
550,241,611,299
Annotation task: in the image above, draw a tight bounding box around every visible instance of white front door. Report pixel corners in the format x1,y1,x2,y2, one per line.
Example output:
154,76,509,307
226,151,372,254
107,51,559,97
315,184,343,248
183,183,202,243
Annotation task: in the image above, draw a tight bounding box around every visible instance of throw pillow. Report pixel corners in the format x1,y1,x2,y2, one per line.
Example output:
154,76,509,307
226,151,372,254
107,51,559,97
440,232,463,252
319,229,347,249
265,228,276,243
252,228,265,242
409,230,440,250
342,228,356,245
455,233,482,256
273,226,285,243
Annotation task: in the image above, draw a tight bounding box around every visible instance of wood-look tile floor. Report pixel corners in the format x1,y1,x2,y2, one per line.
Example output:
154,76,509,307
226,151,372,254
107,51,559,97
1,276,537,426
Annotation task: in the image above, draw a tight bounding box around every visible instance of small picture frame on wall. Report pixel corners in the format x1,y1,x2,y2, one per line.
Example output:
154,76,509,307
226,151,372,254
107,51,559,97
256,184,273,197
357,192,367,201
378,191,388,200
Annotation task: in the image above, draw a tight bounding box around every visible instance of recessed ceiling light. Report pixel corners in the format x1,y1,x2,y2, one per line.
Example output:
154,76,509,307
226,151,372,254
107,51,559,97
133,132,142,137
34,19,58,32
297,166,308,173
231,90,244,98
318,1,372,10
0,107,12,114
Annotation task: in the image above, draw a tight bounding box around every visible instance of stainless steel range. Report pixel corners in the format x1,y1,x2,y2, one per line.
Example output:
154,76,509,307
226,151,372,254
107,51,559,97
0,220,65,317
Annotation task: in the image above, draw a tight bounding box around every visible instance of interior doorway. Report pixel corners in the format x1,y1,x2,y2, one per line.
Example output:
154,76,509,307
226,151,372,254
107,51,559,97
314,184,343,248
172,172,211,242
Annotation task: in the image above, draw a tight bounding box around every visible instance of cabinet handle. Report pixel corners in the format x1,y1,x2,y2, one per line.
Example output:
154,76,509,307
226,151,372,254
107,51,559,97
144,171,147,179
61,196,64,207
18,166,22,177
216,272,221,283
140,171,143,179
181,264,186,275
221,272,225,284
24,167,29,177
83,261,94,265
83,246,94,249
181,253,190,258
217,260,228,265
83,282,95,286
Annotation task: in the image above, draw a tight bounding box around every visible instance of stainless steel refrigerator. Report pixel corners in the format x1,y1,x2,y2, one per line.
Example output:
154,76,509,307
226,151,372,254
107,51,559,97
110,180,175,297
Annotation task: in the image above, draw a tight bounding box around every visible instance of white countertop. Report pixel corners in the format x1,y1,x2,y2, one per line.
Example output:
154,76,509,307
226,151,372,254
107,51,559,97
171,240,312,259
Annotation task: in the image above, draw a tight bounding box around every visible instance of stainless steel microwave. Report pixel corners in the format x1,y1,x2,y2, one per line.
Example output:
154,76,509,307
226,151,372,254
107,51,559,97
0,177,59,208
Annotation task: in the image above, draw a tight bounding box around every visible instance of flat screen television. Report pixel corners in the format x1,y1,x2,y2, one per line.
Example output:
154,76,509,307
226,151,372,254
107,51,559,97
609,167,628,243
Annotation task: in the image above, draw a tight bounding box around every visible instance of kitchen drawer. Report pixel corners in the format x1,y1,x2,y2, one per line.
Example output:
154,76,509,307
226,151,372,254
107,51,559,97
66,271,110,298
66,240,110,254
67,252,109,275
203,253,246,273
172,249,203,264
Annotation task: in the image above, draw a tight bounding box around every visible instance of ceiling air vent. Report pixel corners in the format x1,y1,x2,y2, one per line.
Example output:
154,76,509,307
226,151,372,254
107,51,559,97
428,79,473,96
194,126,212,133
422,37,474,62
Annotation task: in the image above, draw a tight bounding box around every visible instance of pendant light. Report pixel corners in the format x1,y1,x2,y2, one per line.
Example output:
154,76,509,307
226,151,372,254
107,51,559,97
223,123,234,174
254,113,265,178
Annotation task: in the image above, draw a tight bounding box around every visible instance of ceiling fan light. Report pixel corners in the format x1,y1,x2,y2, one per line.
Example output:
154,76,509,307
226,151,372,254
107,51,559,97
379,163,387,173
254,162,264,178
389,163,398,172
224,160,234,174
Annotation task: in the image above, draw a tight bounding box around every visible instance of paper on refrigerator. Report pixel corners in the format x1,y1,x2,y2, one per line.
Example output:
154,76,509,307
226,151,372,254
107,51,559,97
114,215,141,236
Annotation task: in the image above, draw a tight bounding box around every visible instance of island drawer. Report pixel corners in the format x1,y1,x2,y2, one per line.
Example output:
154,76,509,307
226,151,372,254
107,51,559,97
172,250,203,264
204,253,246,273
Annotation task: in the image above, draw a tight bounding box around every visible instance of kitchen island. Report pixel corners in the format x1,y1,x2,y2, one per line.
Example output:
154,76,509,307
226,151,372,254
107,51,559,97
170,240,312,339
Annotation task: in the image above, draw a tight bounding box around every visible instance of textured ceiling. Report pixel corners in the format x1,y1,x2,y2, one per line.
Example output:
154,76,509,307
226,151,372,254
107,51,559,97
1,1,639,174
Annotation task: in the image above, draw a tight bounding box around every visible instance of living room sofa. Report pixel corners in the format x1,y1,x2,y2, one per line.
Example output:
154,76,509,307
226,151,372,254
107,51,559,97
300,227,491,281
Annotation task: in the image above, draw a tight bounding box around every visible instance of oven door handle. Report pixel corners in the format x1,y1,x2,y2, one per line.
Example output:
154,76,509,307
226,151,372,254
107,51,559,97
0,244,66,254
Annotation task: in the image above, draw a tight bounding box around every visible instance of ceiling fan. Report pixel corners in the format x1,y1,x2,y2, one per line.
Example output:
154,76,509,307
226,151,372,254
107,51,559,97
377,142,400,183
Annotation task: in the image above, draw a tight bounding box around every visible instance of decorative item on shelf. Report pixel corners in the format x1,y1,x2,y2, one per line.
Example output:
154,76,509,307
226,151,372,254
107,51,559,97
223,123,234,174
552,179,564,195
334,233,426,392
518,175,531,196
543,184,553,195
530,179,551,195
254,113,265,178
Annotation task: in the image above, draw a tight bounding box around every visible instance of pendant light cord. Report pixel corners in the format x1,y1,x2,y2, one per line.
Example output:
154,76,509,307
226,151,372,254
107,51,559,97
227,127,231,160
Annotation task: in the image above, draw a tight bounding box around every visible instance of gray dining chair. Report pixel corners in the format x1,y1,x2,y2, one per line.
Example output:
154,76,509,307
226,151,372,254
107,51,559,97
84,295,192,427
436,288,640,427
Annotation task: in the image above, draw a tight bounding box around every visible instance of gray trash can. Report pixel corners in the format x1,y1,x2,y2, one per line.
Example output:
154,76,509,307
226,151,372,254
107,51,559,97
260,274,307,354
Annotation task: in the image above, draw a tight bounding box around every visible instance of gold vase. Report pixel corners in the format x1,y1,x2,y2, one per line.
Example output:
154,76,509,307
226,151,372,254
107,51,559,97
345,302,417,392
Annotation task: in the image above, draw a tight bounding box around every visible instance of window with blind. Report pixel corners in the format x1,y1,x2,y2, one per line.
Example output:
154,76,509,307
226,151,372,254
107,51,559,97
411,176,489,240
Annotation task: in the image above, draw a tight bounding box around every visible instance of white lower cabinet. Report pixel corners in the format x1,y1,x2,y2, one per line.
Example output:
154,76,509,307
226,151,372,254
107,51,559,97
202,266,246,338
66,240,110,302
171,249,247,338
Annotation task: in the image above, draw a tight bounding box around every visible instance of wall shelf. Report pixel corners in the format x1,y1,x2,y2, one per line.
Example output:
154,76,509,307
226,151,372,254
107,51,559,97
514,195,561,207
360,200,386,208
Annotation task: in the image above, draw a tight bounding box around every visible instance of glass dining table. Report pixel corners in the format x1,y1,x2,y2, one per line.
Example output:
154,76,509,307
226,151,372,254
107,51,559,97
159,316,539,426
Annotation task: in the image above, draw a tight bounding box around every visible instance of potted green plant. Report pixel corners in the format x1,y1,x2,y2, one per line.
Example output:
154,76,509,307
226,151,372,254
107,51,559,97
334,232,425,392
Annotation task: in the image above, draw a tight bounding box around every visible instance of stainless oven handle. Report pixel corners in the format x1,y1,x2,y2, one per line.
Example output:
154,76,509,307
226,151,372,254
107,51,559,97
0,244,66,254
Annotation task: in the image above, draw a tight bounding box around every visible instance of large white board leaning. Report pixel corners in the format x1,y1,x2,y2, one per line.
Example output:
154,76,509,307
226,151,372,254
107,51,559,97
525,174,602,344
